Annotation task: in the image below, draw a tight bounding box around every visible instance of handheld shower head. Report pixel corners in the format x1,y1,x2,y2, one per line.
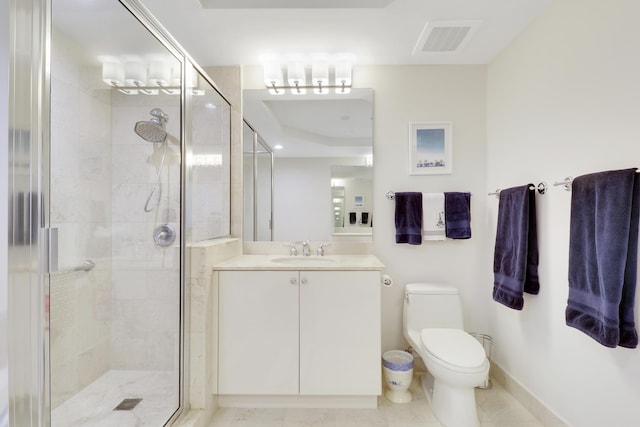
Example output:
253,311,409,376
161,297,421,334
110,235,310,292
135,108,168,143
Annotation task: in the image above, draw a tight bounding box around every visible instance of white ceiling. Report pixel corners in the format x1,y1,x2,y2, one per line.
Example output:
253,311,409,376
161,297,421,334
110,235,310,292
137,0,553,157
141,0,552,67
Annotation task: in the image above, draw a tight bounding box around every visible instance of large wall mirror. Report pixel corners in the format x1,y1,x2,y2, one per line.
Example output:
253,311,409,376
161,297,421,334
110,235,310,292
243,88,373,242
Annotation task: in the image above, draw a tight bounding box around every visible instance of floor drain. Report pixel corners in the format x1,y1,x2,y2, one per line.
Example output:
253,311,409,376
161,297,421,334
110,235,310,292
113,398,143,411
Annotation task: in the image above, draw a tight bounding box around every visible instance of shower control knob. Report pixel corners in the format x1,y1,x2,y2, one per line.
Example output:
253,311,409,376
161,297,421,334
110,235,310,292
153,224,176,247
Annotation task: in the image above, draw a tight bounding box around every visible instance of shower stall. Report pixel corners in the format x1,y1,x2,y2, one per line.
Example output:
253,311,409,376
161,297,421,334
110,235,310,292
6,0,231,426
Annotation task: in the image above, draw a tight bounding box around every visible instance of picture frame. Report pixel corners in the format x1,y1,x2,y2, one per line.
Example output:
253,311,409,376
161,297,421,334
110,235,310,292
354,195,364,207
408,121,453,175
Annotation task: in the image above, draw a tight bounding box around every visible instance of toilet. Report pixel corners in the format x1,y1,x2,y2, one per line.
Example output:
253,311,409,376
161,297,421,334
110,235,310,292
403,283,490,427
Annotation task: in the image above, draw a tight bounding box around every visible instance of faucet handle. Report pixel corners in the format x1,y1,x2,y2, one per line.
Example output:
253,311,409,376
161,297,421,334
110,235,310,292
284,242,298,256
316,243,331,256
301,240,311,256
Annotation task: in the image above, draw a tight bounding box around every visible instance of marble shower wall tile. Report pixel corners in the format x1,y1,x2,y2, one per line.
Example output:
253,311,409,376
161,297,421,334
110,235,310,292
49,29,113,408
109,91,181,371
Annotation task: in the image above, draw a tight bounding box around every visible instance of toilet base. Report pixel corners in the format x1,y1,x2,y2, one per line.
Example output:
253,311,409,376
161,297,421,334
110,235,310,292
421,371,480,427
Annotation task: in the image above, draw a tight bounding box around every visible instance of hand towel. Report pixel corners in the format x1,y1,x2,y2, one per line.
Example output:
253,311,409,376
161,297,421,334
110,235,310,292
444,192,472,239
395,192,422,245
493,184,539,310
566,168,640,348
349,212,356,225
422,193,446,241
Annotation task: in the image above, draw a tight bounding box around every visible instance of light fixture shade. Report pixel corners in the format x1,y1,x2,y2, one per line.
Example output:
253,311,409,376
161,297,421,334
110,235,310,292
171,64,181,86
287,62,305,94
188,71,199,89
287,62,306,86
334,62,352,94
102,62,124,87
263,63,284,87
312,61,329,94
125,61,146,87
265,64,285,95
148,61,170,86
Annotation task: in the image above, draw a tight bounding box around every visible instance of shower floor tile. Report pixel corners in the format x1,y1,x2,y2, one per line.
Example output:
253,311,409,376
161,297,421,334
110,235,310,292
52,370,178,427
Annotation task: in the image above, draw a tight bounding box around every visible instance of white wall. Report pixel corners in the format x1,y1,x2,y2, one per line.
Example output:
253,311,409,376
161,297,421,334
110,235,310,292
486,0,640,425
357,65,489,351
0,0,9,423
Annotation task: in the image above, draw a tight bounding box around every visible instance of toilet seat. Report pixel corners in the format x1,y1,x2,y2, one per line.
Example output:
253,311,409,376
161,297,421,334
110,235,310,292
421,328,487,373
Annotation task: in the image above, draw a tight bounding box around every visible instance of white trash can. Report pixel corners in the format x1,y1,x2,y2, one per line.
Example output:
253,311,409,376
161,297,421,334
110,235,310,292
382,350,414,403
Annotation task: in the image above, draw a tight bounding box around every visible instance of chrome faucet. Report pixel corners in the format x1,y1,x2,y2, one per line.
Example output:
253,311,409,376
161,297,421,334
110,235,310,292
284,242,298,256
302,240,311,256
316,243,330,256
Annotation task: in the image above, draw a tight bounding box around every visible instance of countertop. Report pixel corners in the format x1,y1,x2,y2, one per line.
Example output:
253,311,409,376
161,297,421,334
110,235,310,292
213,254,385,271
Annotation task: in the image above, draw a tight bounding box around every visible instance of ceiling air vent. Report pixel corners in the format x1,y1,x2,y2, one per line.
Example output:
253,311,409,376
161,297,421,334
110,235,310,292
413,20,481,54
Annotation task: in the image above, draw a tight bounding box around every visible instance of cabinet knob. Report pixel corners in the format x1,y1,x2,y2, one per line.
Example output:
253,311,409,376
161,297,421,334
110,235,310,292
301,277,308,285
290,277,297,285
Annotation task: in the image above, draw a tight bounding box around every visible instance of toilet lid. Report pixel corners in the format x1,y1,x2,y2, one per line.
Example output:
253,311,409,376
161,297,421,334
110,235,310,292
421,328,486,369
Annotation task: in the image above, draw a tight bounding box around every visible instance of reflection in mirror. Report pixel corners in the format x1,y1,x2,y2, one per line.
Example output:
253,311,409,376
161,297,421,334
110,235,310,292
331,165,373,236
190,67,231,242
243,121,273,241
242,88,373,242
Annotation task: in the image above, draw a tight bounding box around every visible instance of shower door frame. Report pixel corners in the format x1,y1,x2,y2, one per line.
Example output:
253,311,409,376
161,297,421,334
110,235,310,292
7,0,191,425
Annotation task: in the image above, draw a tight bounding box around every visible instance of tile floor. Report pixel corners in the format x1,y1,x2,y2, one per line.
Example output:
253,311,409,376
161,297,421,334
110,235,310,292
208,373,544,427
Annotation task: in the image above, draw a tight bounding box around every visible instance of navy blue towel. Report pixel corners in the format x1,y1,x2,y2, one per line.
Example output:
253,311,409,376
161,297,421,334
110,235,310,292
444,192,472,239
566,168,640,348
395,192,423,245
493,184,539,310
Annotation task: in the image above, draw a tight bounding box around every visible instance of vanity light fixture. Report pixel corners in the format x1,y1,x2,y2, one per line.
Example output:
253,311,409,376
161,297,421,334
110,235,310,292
100,59,205,96
263,58,353,95
102,62,125,87
287,61,306,95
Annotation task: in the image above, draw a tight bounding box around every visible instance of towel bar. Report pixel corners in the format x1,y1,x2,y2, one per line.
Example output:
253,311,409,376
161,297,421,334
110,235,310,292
553,176,573,191
488,182,547,198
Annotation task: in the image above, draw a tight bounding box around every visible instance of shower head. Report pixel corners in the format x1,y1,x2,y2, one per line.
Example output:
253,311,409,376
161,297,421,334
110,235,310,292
135,121,167,143
134,108,168,143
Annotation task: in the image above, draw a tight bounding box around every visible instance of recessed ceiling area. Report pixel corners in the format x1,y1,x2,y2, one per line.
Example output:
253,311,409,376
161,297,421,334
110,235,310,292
243,89,373,158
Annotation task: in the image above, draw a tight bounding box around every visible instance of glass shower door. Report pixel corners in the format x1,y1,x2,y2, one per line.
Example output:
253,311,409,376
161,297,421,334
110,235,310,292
49,1,182,425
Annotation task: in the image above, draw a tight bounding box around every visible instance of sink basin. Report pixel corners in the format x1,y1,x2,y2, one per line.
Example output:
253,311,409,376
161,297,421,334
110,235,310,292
270,256,335,264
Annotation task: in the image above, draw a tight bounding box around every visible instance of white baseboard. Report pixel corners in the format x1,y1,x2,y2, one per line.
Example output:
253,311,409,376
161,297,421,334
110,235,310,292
490,363,570,427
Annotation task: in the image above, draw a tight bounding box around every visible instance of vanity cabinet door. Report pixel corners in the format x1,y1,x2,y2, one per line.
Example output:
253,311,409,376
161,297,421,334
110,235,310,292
218,270,299,395
299,270,381,395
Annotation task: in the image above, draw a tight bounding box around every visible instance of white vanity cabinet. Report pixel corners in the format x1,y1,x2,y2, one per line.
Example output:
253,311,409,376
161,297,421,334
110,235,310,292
218,270,299,395
217,268,381,398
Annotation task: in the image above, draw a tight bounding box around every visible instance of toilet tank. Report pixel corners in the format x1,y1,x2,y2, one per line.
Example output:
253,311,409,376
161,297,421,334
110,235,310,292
403,283,465,334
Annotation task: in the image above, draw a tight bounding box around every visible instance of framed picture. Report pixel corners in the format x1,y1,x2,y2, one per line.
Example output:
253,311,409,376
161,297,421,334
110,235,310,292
354,195,364,207
408,121,453,175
